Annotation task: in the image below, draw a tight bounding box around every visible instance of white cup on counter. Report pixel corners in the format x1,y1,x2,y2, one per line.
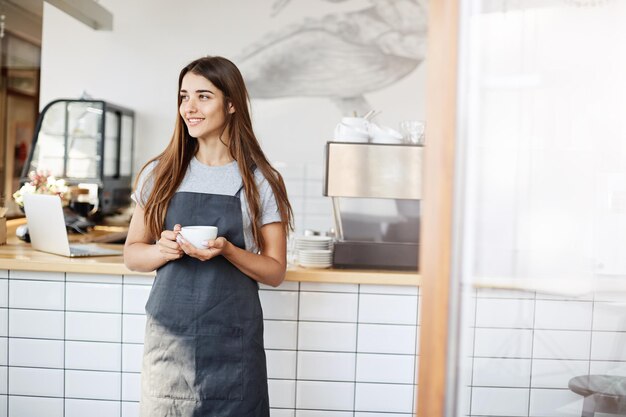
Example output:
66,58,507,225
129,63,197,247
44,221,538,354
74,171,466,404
368,122,403,144
333,117,370,142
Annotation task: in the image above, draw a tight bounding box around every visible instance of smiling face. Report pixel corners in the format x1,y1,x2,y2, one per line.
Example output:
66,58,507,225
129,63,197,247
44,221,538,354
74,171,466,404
179,72,234,141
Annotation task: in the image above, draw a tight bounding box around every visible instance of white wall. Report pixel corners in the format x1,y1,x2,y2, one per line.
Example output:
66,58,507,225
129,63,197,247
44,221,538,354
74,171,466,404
40,0,426,171
40,0,426,233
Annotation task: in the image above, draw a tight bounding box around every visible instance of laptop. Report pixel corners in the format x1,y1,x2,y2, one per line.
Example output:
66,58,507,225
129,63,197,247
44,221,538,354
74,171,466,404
23,193,123,258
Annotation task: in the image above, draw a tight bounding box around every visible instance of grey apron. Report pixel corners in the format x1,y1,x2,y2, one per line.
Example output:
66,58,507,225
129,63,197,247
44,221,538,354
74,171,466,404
140,189,269,417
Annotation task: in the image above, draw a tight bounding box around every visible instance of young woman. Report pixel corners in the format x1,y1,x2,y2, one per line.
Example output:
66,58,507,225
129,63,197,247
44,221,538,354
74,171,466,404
124,56,293,417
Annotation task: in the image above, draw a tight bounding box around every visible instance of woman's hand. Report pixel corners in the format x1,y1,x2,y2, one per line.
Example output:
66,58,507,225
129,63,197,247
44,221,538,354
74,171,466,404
157,224,184,262
177,235,229,261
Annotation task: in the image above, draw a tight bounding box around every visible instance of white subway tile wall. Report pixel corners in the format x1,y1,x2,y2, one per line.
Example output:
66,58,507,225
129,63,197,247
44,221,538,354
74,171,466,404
66,341,121,372
471,386,530,416
590,360,626,376
0,279,7,308
530,359,588,389
65,312,122,342
592,302,626,331
528,389,583,417
65,399,120,417
0,271,422,416
8,309,64,339
2,270,625,417
298,292,358,322
296,380,354,411
272,409,295,417
8,396,63,417
8,338,64,368
121,344,144,373
268,379,296,409
121,401,139,417
354,383,414,413
0,310,6,338
298,351,355,381
65,370,121,401
472,358,531,387
534,300,593,331
266,350,297,380
279,164,333,235
466,288,626,417
122,373,141,402
297,322,357,352
533,330,591,360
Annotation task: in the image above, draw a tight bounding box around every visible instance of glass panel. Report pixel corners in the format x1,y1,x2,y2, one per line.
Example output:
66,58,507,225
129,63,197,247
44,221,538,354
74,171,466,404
120,115,133,176
66,102,102,179
103,111,119,176
7,68,39,96
6,35,41,68
29,101,67,177
452,2,626,417
334,197,419,242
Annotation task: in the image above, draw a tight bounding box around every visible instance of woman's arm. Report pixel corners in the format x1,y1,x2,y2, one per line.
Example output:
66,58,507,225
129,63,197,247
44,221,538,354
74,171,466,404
124,204,184,272
177,222,287,287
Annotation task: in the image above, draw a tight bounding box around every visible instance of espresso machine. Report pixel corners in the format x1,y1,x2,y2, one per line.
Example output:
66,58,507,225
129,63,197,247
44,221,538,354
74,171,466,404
324,142,422,270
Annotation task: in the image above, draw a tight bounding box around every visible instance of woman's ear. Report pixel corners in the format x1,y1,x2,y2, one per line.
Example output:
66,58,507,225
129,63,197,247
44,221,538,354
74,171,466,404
228,102,236,114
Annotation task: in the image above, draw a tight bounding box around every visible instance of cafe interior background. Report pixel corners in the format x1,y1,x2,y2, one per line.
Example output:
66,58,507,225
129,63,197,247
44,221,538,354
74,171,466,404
1,0,626,417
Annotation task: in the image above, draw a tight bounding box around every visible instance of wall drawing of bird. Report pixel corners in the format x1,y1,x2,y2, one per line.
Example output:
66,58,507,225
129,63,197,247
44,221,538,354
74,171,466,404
237,0,428,116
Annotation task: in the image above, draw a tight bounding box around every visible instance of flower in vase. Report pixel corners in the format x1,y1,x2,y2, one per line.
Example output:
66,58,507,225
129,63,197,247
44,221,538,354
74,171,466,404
13,170,71,207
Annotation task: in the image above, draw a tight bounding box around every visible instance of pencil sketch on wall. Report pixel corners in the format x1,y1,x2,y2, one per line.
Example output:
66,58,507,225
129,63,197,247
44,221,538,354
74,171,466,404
237,0,428,116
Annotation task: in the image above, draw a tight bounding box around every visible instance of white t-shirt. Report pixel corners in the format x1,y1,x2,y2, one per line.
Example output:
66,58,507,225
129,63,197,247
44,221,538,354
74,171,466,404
132,157,281,253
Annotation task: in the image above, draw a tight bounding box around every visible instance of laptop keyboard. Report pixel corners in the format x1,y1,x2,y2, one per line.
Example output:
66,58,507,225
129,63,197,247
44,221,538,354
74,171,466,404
69,244,121,257
69,246,93,257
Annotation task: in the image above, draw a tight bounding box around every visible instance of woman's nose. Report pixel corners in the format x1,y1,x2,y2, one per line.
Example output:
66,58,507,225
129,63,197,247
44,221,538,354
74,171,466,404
183,98,196,113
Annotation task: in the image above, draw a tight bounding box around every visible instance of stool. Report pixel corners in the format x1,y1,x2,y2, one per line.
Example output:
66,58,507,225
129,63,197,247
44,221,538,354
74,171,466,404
568,375,626,417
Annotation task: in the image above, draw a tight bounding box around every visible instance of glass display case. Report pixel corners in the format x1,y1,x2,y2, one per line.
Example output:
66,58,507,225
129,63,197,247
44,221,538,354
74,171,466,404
21,99,135,216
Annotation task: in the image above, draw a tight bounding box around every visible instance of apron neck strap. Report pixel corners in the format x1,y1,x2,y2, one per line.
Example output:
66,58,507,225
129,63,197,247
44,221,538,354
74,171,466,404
235,164,257,198
235,183,244,198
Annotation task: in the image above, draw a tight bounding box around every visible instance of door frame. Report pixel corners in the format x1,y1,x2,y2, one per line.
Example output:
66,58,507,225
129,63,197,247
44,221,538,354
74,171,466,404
417,1,459,416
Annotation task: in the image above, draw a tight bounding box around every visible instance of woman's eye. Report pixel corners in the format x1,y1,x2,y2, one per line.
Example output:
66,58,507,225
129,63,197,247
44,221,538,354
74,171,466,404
180,95,189,101
199,94,209,100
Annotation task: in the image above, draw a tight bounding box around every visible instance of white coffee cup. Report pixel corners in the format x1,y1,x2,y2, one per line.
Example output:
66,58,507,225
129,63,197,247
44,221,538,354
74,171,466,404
341,116,369,131
368,122,403,144
180,226,218,249
334,123,369,143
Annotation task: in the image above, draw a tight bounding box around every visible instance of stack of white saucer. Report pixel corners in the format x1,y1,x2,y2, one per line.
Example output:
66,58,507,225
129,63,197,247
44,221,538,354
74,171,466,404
295,236,333,269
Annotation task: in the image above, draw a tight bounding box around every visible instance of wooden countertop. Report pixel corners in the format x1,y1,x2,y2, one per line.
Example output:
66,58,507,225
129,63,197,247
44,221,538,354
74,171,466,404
0,219,421,286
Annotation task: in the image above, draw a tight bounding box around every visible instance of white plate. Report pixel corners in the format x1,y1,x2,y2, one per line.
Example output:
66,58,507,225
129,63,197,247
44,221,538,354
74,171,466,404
296,236,333,242
298,256,333,262
299,257,332,262
296,246,331,250
299,262,332,269
299,249,332,254
299,253,332,258
300,254,333,259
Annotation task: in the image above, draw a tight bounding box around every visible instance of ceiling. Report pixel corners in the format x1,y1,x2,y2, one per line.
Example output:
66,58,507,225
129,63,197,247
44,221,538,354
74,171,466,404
4,0,43,18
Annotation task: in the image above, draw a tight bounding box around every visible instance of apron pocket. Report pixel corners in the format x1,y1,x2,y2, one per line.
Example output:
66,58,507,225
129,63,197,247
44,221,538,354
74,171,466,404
195,325,244,401
145,322,244,401
145,322,197,400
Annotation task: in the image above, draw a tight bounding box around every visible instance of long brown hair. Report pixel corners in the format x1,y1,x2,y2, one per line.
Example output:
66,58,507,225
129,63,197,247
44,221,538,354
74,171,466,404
136,56,293,250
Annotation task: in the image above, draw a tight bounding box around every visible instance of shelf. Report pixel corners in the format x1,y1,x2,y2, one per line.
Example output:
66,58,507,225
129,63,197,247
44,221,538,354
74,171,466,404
40,132,101,140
